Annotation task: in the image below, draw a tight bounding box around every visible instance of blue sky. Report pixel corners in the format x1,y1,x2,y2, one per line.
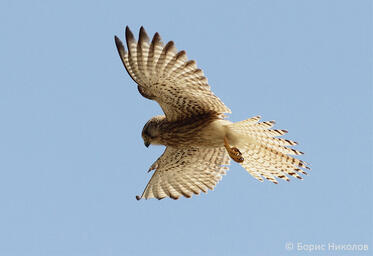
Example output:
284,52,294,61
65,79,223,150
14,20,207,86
0,0,372,255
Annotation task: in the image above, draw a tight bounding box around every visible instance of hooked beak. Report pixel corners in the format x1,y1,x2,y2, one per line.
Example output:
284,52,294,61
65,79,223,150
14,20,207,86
144,141,150,148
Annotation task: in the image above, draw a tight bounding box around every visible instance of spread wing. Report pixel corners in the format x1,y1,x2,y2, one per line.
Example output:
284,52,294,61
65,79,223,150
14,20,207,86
136,146,230,200
114,26,231,121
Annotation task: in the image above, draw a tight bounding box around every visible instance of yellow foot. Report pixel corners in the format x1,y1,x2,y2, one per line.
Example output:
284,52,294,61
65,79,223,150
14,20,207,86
224,137,244,163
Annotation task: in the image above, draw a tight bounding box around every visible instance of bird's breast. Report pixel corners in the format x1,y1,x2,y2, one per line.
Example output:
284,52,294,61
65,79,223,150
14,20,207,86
160,118,231,148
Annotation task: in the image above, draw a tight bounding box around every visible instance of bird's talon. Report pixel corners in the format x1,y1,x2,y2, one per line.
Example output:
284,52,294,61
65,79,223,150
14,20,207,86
224,137,244,163
231,147,241,154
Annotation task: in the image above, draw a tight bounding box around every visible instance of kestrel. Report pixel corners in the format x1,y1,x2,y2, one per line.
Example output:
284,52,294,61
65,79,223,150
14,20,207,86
114,26,310,200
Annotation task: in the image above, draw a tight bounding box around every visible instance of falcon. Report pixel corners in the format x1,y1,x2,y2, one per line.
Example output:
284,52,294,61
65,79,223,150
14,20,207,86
114,26,310,200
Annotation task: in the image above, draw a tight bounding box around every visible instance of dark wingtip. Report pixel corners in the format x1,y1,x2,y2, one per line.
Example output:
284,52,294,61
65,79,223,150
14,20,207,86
176,50,186,58
125,26,133,39
114,35,126,63
139,26,146,36
139,26,150,44
164,40,175,53
151,32,163,46
125,26,135,51
153,32,160,40
114,35,123,49
125,25,130,34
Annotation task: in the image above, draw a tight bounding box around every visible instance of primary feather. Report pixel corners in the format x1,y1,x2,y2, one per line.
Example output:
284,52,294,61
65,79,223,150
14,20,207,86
115,26,230,122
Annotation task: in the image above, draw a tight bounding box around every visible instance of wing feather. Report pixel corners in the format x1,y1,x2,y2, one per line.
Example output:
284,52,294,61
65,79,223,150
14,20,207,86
115,26,231,121
136,146,230,200
137,27,150,81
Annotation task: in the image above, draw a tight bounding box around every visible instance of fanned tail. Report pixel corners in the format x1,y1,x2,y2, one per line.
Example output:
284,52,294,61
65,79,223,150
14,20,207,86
227,116,310,183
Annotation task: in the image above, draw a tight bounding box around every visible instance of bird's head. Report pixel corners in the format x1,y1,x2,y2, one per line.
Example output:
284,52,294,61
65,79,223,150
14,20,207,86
141,115,166,147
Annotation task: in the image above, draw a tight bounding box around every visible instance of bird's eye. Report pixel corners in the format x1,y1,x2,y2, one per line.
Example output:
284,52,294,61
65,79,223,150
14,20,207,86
144,130,154,140
148,134,155,139
146,127,158,139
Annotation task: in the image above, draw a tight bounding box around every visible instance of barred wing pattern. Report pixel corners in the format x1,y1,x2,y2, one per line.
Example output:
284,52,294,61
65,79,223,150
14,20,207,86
229,116,310,184
136,147,230,200
115,26,231,121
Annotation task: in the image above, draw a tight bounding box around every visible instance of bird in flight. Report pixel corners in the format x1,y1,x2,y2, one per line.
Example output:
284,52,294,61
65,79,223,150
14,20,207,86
114,26,310,200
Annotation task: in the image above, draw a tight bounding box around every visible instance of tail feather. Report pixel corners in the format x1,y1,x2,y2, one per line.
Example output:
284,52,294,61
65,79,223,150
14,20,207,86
253,137,303,155
227,116,310,184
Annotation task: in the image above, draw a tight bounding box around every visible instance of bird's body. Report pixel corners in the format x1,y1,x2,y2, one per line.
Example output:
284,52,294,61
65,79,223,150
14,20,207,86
115,26,310,200
147,112,233,148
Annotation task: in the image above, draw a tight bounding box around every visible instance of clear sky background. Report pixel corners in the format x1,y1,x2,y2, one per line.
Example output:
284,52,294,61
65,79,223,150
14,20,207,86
0,0,372,255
